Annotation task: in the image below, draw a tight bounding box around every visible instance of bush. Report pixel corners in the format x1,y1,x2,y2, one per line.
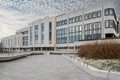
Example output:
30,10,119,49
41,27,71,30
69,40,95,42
77,42,120,59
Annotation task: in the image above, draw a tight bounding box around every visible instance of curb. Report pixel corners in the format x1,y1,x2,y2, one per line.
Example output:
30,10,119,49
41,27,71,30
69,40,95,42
62,55,120,80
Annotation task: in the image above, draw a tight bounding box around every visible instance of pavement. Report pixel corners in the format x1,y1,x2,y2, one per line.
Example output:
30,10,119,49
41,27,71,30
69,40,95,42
0,55,106,80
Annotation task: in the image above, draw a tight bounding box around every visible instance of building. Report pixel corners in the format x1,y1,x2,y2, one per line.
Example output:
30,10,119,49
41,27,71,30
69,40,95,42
1,0,120,53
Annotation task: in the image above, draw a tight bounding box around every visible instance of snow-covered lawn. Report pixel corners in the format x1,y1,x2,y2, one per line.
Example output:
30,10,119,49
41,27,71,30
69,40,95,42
67,54,120,72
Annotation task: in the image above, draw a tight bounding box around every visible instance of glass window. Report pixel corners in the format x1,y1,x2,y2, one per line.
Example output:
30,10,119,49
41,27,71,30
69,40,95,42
105,8,114,16
97,10,101,17
93,12,97,18
84,14,88,20
105,9,109,16
75,16,79,22
78,15,82,21
105,20,114,28
88,13,92,19
109,9,113,15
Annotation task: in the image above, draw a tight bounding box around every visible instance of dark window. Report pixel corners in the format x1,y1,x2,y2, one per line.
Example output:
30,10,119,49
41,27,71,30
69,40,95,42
49,22,52,41
84,14,88,20
93,12,97,18
105,20,115,28
105,8,114,16
97,10,101,17
88,13,92,19
78,15,82,21
56,28,67,44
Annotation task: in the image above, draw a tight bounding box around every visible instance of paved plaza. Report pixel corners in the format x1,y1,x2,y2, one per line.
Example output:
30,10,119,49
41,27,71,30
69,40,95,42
0,55,105,80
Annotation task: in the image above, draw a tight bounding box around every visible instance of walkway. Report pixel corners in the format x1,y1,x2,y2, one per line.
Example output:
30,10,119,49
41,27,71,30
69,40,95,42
0,55,105,80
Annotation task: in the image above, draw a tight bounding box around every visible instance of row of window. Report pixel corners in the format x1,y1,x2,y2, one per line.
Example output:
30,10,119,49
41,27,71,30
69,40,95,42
84,10,101,20
56,19,67,26
56,21,102,44
56,8,116,27
69,15,82,24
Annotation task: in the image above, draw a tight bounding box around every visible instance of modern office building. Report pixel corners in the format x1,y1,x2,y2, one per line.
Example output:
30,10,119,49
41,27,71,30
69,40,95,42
1,0,120,53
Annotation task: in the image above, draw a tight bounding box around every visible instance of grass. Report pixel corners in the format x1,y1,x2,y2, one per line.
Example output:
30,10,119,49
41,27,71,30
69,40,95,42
77,42,120,59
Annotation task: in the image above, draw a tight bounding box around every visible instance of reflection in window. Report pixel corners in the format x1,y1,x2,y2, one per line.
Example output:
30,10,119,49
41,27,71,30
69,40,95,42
97,10,101,17
56,28,67,44
35,25,38,44
41,23,44,44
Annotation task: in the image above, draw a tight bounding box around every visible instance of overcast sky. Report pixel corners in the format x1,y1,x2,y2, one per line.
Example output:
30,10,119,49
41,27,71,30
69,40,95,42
0,0,119,41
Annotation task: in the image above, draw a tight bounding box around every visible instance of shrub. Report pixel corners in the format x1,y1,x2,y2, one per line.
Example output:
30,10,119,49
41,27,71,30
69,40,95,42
77,42,120,59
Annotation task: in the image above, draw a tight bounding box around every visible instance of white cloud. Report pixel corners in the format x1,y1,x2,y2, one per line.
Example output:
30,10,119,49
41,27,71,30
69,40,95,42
0,0,119,41
0,8,38,41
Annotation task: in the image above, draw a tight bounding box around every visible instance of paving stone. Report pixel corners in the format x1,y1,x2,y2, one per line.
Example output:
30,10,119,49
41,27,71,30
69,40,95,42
0,55,105,80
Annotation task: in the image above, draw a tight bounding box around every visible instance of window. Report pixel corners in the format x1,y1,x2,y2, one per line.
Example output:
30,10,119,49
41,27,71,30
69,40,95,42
23,36,28,46
85,22,101,40
84,14,88,20
93,22,101,39
35,25,39,44
105,8,114,16
78,15,82,21
41,23,44,44
56,28,67,44
97,10,101,17
49,22,52,41
88,13,92,19
75,25,82,41
75,16,79,22
30,27,32,45
105,20,115,28
93,12,97,18
69,27,76,43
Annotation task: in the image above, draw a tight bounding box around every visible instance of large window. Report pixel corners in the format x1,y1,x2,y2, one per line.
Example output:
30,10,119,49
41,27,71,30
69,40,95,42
85,21,101,40
41,23,44,44
56,28,67,44
105,8,114,16
85,24,93,40
69,27,75,43
35,25,38,44
75,25,82,41
93,22,101,39
23,36,28,46
105,20,116,30
88,13,92,19
30,27,32,45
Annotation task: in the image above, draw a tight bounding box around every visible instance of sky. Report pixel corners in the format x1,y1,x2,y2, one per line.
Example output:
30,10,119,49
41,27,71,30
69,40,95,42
0,0,119,41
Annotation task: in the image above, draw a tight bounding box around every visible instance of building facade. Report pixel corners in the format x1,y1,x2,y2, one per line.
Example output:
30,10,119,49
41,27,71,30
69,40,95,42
1,1,120,53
